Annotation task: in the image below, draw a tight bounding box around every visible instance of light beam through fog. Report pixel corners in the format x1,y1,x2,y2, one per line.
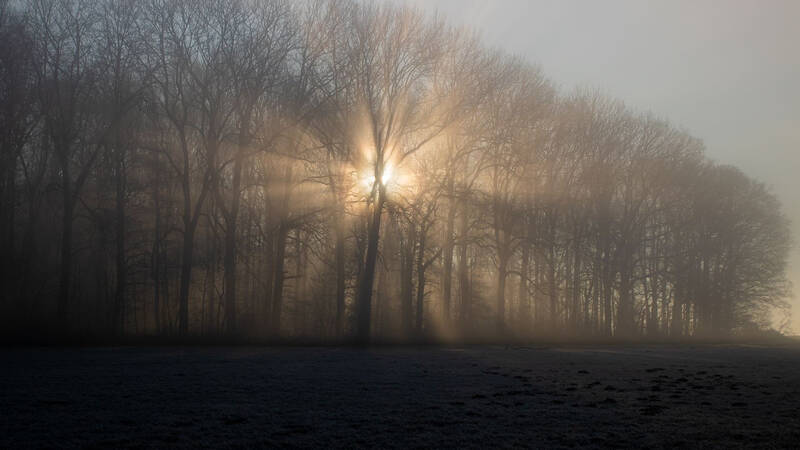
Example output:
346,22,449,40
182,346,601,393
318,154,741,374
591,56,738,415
402,0,800,333
3,1,800,448
0,0,794,342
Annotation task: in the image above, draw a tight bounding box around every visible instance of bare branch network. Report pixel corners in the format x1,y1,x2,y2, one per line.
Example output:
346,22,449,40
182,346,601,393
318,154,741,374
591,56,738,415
0,0,791,342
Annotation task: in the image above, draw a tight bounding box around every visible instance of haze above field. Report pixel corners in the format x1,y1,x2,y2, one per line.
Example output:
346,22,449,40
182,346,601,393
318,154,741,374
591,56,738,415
403,0,800,331
1,0,793,341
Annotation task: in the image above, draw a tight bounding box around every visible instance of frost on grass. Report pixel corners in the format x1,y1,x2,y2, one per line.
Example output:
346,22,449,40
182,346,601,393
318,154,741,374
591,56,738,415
2,345,799,448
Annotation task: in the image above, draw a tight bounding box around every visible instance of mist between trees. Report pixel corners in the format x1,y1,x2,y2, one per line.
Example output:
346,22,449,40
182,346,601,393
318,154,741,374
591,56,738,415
0,0,792,342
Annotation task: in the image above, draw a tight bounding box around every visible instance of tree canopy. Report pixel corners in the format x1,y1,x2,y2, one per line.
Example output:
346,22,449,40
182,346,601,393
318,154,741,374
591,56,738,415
0,0,792,341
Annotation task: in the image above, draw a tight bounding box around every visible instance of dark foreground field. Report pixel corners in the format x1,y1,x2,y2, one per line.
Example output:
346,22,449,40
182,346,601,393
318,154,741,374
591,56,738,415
2,344,800,448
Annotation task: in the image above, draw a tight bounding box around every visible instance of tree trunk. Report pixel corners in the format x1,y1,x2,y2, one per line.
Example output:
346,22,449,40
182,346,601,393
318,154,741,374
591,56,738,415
19,181,42,319
617,264,633,337
548,243,557,331
355,184,385,343
457,198,470,330
223,216,237,335
294,228,305,333
441,187,456,324
496,252,508,335
178,224,195,335
270,223,288,335
602,268,613,336
401,222,416,335
57,175,73,327
334,216,346,337
571,231,581,331
518,240,530,333
534,244,542,327
223,116,249,336
152,188,161,334
415,233,426,336
0,157,15,311
262,231,275,332
671,276,684,337
113,146,126,336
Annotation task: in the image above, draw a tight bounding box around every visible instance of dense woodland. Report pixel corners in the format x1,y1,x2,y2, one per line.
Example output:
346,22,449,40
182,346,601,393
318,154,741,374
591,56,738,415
0,0,792,341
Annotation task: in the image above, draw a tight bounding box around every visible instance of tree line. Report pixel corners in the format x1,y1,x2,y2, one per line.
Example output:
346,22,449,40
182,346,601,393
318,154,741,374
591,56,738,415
0,0,792,341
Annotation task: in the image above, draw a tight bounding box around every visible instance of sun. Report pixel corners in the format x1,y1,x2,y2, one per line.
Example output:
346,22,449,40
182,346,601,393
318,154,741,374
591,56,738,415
360,163,394,192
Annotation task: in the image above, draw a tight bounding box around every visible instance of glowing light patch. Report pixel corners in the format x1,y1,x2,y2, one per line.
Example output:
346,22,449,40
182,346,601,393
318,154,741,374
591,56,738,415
360,163,393,192
382,164,393,185
361,175,376,190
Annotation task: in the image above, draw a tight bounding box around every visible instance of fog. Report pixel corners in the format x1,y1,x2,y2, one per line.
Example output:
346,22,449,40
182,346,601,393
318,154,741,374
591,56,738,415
403,0,800,333
3,1,800,448
0,0,794,343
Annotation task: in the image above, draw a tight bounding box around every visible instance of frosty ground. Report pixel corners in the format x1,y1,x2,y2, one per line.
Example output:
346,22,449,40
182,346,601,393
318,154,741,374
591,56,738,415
2,344,799,448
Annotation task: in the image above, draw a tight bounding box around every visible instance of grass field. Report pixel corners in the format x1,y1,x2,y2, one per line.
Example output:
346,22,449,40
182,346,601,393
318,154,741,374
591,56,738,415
2,344,799,448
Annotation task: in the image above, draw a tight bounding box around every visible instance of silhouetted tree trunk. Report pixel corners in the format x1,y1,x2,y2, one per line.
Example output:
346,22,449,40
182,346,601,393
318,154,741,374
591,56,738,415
334,215,346,336
441,182,456,324
271,222,288,335
401,221,416,335
571,228,582,331
518,237,530,331
262,230,275,331
355,183,385,342
178,224,195,335
496,244,510,334
457,198,471,329
57,177,74,323
548,241,557,331
222,114,250,336
151,177,162,334
113,143,126,335
415,231,427,335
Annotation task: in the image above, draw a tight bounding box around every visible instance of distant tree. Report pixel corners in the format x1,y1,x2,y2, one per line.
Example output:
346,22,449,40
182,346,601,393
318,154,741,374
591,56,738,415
0,0,791,341
0,2,37,319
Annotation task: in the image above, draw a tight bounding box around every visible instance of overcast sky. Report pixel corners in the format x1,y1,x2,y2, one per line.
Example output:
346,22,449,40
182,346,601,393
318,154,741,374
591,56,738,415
399,0,800,331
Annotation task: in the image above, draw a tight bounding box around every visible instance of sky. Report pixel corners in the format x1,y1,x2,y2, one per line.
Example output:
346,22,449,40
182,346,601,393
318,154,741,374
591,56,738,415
398,0,800,332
